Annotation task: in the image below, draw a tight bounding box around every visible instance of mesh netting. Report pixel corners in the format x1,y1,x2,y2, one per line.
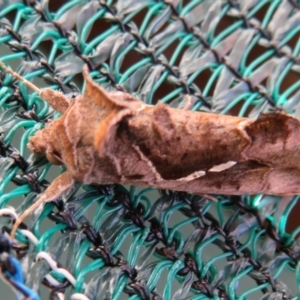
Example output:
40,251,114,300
0,0,300,299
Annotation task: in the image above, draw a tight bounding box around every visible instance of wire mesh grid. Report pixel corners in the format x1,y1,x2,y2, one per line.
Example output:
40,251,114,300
0,0,300,299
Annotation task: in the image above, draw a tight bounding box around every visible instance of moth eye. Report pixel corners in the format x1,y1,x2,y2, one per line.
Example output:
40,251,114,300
46,151,62,165
68,92,79,100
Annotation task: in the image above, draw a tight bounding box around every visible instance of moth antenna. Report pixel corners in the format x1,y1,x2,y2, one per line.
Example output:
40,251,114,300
0,61,41,93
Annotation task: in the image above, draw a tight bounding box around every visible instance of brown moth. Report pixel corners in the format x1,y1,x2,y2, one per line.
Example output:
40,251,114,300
1,62,300,240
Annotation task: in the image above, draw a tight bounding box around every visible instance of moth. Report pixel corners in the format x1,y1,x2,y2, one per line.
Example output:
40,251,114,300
1,62,300,240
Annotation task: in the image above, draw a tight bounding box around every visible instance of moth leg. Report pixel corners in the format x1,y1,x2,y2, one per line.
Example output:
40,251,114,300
11,172,75,240
182,95,193,110
197,194,218,202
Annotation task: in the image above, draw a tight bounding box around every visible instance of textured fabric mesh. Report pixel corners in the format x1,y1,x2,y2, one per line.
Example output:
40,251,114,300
0,1,300,299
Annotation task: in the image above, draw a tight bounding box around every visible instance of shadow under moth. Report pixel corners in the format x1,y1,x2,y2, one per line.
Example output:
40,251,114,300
0,62,300,240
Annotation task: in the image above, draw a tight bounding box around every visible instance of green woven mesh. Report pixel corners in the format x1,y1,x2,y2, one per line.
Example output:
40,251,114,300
0,0,300,299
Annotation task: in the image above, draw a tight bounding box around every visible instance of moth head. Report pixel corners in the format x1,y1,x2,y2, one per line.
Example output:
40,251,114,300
28,121,63,165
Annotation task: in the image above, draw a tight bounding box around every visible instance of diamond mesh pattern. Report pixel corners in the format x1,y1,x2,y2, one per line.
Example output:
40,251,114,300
0,1,300,299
